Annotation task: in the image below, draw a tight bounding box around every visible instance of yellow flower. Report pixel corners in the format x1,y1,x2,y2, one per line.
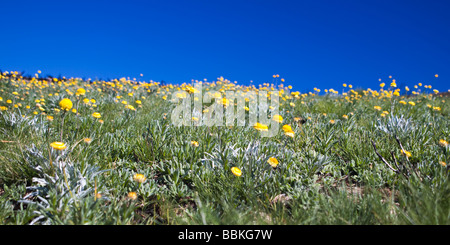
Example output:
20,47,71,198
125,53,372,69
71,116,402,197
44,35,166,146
439,161,446,167
329,120,335,124
408,101,415,106
374,106,382,111
76,88,86,96
59,98,73,111
127,192,138,200
253,122,268,131
401,150,412,158
289,102,295,107
192,117,199,121
0,106,8,111
133,173,147,183
47,115,54,121
126,105,136,111
191,141,199,147
221,98,230,107
50,141,66,150
92,112,101,118
399,100,407,105
267,157,279,168
83,138,92,144
175,93,187,99
6,99,12,104
282,125,292,132
95,193,102,199
380,83,385,88
284,130,295,138
342,115,348,119
231,167,242,177
439,139,448,147
272,114,283,123
135,100,142,105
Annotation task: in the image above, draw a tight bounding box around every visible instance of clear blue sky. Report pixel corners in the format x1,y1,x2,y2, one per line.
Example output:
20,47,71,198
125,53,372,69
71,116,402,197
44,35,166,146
0,0,449,92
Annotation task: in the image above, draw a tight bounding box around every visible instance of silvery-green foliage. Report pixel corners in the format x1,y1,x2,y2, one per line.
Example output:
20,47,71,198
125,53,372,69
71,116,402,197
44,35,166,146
0,111,51,136
375,114,416,137
1,111,36,130
303,149,332,175
18,146,110,225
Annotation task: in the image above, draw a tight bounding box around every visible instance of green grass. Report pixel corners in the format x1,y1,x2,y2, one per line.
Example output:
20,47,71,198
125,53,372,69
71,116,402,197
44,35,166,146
0,75,449,225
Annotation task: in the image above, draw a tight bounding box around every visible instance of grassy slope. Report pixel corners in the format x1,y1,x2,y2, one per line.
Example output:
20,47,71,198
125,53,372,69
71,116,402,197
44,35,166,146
0,75,449,225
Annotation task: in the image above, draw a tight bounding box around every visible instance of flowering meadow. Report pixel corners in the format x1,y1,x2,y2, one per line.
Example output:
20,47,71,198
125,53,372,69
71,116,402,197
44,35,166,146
0,71,449,225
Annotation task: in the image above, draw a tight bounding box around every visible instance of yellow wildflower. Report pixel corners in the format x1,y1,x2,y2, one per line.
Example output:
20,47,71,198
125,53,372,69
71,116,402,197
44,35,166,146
50,142,66,150
401,150,412,158
267,157,279,168
253,123,268,131
284,130,294,138
231,167,242,177
133,173,147,183
272,115,283,123
282,125,293,132
92,112,101,118
59,98,73,111
439,139,448,147
76,88,86,96
127,192,138,200
126,105,136,111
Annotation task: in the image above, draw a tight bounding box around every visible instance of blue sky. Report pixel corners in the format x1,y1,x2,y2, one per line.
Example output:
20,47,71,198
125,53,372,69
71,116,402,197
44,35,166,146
0,0,449,92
